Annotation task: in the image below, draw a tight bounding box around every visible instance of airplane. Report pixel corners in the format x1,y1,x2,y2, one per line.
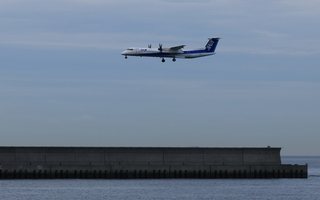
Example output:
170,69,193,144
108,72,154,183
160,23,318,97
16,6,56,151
121,37,220,62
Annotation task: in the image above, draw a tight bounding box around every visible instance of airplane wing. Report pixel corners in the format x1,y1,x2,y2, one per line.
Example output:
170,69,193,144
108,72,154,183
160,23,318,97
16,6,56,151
169,45,185,50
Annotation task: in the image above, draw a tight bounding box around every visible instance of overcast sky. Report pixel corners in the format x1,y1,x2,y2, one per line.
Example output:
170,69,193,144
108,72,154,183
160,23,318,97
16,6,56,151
1,0,319,156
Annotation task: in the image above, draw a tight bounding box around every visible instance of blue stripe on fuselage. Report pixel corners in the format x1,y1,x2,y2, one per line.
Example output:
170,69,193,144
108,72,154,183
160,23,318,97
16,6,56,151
136,49,208,57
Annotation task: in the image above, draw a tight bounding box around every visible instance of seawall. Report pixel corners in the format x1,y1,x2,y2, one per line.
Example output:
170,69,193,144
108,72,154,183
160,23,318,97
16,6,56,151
0,147,307,179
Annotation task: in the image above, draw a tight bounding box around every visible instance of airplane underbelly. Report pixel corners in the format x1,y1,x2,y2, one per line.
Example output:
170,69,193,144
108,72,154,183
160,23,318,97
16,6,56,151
185,54,202,58
184,53,214,58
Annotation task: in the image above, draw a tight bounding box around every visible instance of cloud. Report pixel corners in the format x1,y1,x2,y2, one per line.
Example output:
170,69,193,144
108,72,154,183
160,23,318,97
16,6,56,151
1,0,320,55
280,0,320,11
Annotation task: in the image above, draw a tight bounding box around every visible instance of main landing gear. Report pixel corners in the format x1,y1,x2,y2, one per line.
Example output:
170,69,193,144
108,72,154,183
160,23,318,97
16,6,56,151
161,58,176,62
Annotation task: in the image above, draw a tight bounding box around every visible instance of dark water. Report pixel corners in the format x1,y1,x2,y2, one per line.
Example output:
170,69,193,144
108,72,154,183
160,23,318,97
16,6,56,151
0,156,319,200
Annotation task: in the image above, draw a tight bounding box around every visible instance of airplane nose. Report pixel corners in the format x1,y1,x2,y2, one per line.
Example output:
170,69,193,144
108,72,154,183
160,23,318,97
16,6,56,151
121,51,127,55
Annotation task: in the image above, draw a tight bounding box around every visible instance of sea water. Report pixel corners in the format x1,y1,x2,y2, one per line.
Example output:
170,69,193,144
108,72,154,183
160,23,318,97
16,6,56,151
0,156,319,200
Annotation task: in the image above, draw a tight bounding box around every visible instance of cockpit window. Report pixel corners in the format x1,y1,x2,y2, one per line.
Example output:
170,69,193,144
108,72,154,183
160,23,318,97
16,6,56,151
127,48,133,51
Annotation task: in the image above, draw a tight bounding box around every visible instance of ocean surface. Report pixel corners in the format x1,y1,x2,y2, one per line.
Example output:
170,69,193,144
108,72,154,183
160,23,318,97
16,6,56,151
0,156,319,200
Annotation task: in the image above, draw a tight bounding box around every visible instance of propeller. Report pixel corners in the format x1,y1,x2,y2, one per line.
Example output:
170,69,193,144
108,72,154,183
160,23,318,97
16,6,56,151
148,44,152,48
158,44,163,52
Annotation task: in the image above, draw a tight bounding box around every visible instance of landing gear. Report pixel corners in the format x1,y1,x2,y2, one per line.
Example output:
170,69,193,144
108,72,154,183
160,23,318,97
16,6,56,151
125,56,127,59
162,58,165,62
172,58,176,62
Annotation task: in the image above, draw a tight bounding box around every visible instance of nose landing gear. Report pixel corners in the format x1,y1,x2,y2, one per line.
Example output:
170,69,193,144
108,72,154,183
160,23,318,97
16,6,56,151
162,58,165,62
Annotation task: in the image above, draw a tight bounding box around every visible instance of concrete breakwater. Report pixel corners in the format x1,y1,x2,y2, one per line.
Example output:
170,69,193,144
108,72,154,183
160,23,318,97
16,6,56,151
0,147,307,179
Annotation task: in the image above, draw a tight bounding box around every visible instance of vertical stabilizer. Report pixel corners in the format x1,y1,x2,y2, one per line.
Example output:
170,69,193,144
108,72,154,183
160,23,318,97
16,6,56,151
205,38,220,52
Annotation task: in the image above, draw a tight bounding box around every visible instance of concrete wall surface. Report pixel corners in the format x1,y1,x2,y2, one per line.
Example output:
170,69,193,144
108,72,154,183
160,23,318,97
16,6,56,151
0,147,307,179
0,147,281,165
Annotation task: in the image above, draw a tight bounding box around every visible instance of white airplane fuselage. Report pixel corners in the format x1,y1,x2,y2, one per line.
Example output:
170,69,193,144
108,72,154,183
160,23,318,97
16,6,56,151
121,38,220,62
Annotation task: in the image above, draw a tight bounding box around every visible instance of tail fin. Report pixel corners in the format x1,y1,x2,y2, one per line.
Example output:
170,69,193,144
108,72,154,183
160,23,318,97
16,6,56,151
204,38,220,52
